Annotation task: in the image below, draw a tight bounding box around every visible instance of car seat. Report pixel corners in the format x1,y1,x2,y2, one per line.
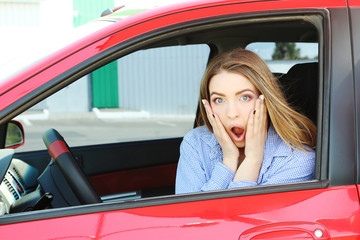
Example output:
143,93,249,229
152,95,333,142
279,62,319,124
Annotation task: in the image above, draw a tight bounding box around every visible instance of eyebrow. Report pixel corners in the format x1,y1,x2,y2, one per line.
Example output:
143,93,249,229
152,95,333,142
210,88,255,97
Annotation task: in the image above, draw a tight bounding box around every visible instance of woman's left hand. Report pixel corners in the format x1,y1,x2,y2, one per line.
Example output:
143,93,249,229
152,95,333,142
244,95,268,162
233,95,268,182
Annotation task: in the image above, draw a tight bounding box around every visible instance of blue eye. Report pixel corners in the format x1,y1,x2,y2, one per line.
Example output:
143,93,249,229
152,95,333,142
240,95,250,101
215,98,224,104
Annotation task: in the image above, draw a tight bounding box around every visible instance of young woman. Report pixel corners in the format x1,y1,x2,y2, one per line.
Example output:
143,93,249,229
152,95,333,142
175,48,316,194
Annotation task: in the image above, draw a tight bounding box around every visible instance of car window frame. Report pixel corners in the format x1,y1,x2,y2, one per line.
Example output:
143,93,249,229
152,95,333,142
349,5,360,185
24,11,328,190
0,9,333,225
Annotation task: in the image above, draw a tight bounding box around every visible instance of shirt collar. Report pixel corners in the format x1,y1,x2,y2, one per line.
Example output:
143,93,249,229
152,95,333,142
198,127,218,148
202,124,291,154
260,124,292,177
265,124,292,157
199,127,222,162
203,124,292,163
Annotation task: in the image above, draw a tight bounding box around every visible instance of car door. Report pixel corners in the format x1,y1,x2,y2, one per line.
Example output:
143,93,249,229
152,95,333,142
0,0,360,239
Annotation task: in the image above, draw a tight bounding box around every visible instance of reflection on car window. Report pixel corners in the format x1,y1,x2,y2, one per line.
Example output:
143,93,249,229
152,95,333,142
15,45,210,152
246,42,318,73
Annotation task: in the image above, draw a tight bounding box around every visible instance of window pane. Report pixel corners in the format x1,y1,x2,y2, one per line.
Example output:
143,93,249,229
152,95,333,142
15,44,210,152
246,42,318,73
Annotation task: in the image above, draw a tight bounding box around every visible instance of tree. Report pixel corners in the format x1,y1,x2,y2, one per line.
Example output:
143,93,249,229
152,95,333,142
272,43,301,60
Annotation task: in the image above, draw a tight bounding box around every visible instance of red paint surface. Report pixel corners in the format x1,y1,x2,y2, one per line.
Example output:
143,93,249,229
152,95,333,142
348,0,360,7
0,185,359,239
239,222,330,239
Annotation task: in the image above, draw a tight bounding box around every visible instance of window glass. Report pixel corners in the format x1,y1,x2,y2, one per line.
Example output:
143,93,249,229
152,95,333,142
246,42,318,73
15,44,210,152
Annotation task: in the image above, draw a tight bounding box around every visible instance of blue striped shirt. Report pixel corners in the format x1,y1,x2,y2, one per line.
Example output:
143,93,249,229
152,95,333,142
175,125,315,194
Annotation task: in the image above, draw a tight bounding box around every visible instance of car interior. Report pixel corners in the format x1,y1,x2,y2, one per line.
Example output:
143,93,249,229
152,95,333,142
0,13,321,214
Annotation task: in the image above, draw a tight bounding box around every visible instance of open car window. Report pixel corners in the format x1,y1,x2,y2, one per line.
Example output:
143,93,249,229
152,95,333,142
15,45,210,152
3,11,323,216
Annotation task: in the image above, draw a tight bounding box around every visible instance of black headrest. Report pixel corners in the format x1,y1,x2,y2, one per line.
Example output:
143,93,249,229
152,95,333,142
279,62,318,124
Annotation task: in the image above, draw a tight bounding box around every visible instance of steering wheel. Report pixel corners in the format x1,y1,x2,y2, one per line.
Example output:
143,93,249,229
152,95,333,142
42,128,101,204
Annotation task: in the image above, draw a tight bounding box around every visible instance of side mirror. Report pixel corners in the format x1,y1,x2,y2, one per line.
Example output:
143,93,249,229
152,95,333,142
5,120,25,149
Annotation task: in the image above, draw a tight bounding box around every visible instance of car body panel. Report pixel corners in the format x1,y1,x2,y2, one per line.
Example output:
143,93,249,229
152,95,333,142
0,185,359,239
326,8,356,187
348,0,360,7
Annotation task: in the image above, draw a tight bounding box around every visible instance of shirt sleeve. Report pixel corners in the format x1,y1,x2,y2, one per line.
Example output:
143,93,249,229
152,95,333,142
228,180,258,188
200,162,235,192
175,135,235,194
262,150,316,185
227,150,315,188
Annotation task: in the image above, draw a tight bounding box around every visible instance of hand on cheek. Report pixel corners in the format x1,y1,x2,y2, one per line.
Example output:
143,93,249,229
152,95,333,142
245,95,268,162
202,99,240,172
233,95,267,182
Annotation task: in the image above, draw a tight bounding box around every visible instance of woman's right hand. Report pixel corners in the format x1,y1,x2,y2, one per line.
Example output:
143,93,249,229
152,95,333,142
202,99,240,172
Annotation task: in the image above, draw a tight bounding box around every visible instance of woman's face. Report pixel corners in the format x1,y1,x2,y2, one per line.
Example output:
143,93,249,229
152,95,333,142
209,70,260,148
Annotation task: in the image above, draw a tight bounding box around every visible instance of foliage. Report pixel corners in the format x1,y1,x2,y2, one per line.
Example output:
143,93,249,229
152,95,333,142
272,43,301,60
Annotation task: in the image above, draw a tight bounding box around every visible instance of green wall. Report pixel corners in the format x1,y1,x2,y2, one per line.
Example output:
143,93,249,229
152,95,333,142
73,0,119,108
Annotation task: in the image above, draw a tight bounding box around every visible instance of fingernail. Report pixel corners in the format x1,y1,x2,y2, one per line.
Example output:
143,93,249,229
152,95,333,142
202,99,207,110
258,95,264,104
212,114,215,118
253,110,256,115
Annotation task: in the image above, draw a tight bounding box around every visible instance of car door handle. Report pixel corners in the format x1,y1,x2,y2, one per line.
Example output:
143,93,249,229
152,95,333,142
239,222,330,240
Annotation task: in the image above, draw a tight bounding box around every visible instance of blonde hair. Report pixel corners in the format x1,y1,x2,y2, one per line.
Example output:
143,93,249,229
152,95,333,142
199,48,316,151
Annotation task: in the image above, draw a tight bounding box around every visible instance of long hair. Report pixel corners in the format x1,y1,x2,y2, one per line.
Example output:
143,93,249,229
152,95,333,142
199,48,316,151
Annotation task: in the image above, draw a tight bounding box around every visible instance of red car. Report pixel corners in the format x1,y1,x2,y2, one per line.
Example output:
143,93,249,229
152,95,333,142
0,0,359,239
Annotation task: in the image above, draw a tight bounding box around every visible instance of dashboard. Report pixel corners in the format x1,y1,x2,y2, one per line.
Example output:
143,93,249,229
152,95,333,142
0,150,39,214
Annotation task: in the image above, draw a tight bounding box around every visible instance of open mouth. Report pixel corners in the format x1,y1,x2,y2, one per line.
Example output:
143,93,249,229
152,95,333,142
230,126,245,141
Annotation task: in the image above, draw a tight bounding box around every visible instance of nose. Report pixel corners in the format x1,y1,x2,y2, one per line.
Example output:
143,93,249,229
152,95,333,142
226,101,239,119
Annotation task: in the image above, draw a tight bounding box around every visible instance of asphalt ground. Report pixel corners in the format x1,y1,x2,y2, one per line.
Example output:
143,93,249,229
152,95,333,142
14,111,195,152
